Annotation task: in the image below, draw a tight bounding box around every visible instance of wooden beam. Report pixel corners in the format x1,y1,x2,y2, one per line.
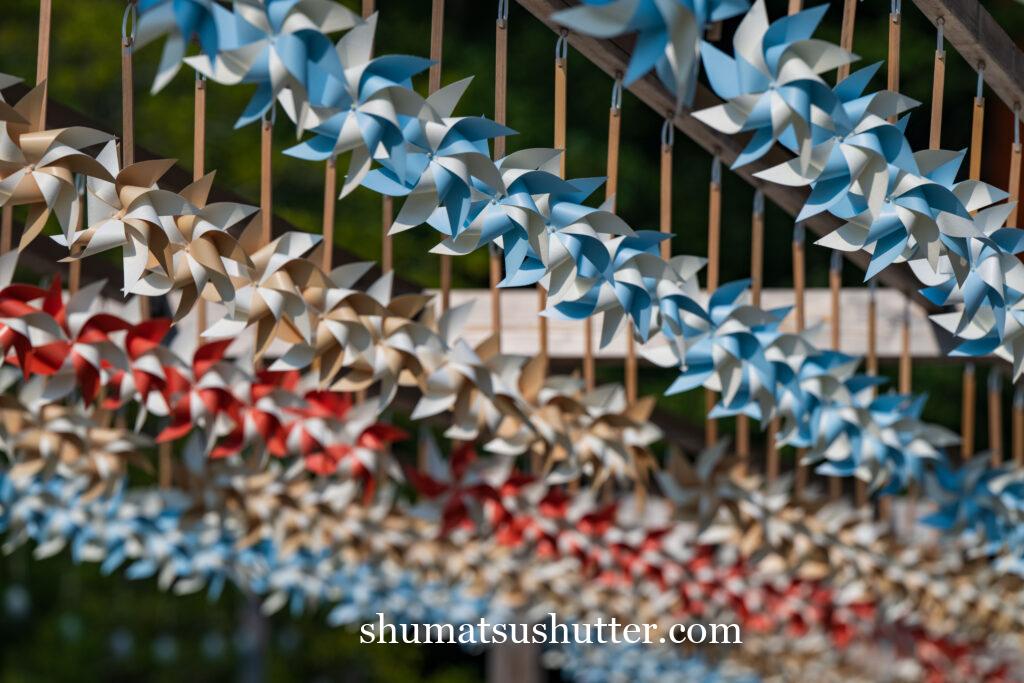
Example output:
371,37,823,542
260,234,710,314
910,0,1024,112
516,0,941,312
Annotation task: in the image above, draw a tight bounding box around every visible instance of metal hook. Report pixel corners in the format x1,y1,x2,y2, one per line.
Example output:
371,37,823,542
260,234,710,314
711,155,721,185
121,1,137,47
497,0,509,26
1014,104,1020,146
610,75,623,111
830,250,842,273
555,30,568,61
936,16,944,53
976,62,985,100
753,188,764,215
660,117,674,148
890,0,901,15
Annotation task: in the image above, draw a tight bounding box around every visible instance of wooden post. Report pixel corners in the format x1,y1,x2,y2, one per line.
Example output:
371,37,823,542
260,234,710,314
605,79,633,401
194,73,207,337
988,369,1003,466
929,20,945,150
704,156,721,445
961,363,976,460
659,119,673,262
36,0,51,127
322,159,337,271
836,0,858,82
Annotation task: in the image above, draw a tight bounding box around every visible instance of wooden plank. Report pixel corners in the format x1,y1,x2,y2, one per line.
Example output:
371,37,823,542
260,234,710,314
910,0,1024,111
515,0,939,313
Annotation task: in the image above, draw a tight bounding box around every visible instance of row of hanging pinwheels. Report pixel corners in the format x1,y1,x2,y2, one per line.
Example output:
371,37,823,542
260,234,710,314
0,0,1023,679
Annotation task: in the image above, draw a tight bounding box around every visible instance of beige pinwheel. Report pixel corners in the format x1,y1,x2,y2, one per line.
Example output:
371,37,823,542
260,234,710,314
0,84,114,250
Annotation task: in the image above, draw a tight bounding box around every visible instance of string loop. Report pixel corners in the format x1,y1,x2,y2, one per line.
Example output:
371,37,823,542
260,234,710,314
661,117,674,147
555,30,568,60
121,1,137,47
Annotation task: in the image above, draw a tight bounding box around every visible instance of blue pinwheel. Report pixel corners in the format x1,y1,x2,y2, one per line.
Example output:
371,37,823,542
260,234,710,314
553,0,749,102
137,0,222,93
185,0,360,128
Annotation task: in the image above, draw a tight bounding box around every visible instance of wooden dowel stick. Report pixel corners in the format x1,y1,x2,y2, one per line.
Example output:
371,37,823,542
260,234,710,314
767,416,779,482
0,206,11,257
887,8,900,124
194,74,207,339
787,0,802,15
605,82,631,400
491,6,509,348
705,157,721,444
898,299,912,394
792,223,807,495
36,0,51,127
828,251,843,500
428,0,451,312
659,122,673,262
260,116,272,245
322,158,336,271
553,32,574,385
929,21,945,150
970,66,985,181
836,0,857,82
1013,386,1024,466
867,283,878,376
961,363,976,460
1009,108,1021,228
737,190,763,471
362,0,374,18
988,369,1003,466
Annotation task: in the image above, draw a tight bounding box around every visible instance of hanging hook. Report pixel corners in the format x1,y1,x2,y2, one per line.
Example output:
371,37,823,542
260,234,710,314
753,188,764,215
262,103,277,127
610,74,623,111
660,117,674,148
830,250,842,273
497,0,509,27
121,1,138,47
711,155,721,186
936,16,944,53
793,221,805,245
555,30,568,61
976,62,986,100
890,0,901,15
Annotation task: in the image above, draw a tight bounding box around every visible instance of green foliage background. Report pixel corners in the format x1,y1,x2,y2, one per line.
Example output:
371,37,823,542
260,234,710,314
0,1,1023,680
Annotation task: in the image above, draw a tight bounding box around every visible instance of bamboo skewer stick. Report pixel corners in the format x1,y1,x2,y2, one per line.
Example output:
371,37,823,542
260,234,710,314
887,1,901,125
988,369,1003,466
898,299,912,394
962,363,976,460
193,73,208,338
836,0,858,82
1009,107,1021,228
428,0,451,313
491,0,510,349
659,119,673,263
970,65,985,181
1013,385,1024,466
322,159,337,271
605,79,633,401
827,251,843,500
792,222,808,495
705,156,721,446
738,190,763,473
929,20,945,150
36,0,51,127
542,32,569,378
787,0,802,16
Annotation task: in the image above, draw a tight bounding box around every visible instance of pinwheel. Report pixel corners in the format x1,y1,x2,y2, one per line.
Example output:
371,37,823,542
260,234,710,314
816,149,1008,279
362,78,514,238
136,0,221,93
184,0,361,128
693,0,856,168
64,143,198,295
131,171,258,319
0,84,114,250
283,15,433,194
552,0,750,102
